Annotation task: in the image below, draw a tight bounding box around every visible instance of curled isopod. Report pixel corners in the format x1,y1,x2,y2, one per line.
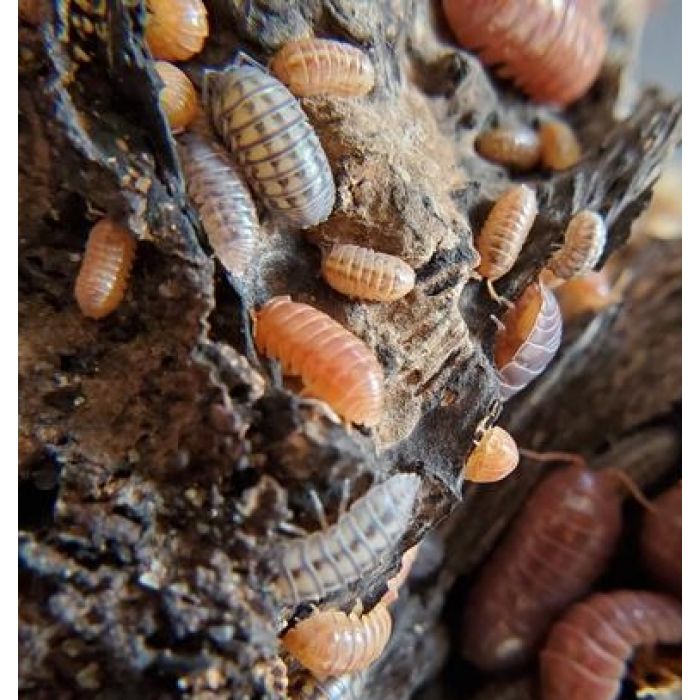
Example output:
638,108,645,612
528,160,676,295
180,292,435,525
276,473,420,606
476,184,538,303
288,670,367,699
74,218,137,320
254,296,383,426
554,270,617,322
475,126,541,171
270,38,375,98
205,60,336,229
539,119,582,170
640,481,681,597
494,277,562,401
381,543,421,606
442,0,607,106
321,243,415,302
540,590,682,700
178,129,259,279
463,426,520,483
282,603,393,679
155,61,198,134
144,0,208,62
547,211,607,280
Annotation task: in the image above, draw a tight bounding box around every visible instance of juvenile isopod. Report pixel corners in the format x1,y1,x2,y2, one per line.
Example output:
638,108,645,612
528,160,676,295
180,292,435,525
254,296,383,426
475,126,541,171
144,0,208,62
539,119,582,170
178,129,259,279
321,243,415,302
476,184,538,303
540,590,682,700
282,603,393,679
463,426,520,483
381,543,421,606
554,270,617,322
155,61,198,134
442,0,607,106
276,473,420,606
493,277,562,401
74,218,137,320
205,60,336,229
547,211,607,281
270,38,375,98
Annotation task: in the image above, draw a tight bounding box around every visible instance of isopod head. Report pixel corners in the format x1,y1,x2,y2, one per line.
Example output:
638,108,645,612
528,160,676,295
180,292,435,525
464,427,519,483
539,119,582,170
475,126,541,171
145,0,208,62
155,61,199,134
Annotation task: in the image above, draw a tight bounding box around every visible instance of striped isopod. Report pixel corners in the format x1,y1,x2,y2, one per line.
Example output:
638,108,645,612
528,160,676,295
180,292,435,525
205,61,336,229
463,426,520,483
282,603,393,679
254,296,383,426
288,670,367,699
539,119,582,170
270,38,375,98
276,473,420,606
442,0,607,106
493,277,562,401
178,129,259,279
381,543,421,606
554,270,617,322
144,0,208,62
321,243,415,302
476,185,537,303
460,462,624,671
155,61,198,134
74,218,137,320
547,211,607,280
540,590,682,700
475,126,541,171
640,481,681,597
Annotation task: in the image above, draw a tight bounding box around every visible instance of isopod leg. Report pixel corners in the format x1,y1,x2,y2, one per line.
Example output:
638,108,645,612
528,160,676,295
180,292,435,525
308,488,330,530
486,279,514,307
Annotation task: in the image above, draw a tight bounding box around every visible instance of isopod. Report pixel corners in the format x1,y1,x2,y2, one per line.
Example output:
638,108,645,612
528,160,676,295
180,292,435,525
640,481,681,597
547,211,607,280
442,0,607,106
475,126,541,171
381,543,421,606
74,218,137,320
463,426,519,483
276,473,420,606
282,603,393,679
493,277,562,401
540,119,582,170
321,243,415,302
254,296,383,426
540,590,682,700
554,270,617,322
144,0,208,62
270,38,375,98
288,670,367,699
460,461,624,671
205,60,336,229
178,129,259,279
476,184,537,303
155,61,198,134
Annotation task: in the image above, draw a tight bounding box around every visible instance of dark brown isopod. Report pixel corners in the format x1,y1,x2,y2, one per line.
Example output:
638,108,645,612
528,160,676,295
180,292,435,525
475,126,541,171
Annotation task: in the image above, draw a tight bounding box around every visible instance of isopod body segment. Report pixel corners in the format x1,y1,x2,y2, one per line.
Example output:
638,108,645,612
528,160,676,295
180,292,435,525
540,590,682,700
539,119,582,170
463,426,519,483
74,218,137,320
145,0,208,62
475,126,541,171
155,61,199,134
321,243,415,302
254,296,383,426
270,38,375,98
547,210,607,280
205,62,336,228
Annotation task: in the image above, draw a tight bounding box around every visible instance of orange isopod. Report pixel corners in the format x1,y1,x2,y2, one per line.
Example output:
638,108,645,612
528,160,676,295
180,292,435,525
321,243,415,302
554,270,617,322
254,297,384,426
463,426,520,483
74,218,137,320
155,61,198,134
476,184,538,302
144,0,208,62
475,126,541,171
282,603,393,679
539,119,582,170
270,38,375,98
548,210,607,280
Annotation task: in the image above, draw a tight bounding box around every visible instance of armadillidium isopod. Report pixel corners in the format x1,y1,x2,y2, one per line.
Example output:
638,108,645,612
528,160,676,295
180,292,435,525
74,218,137,320
254,296,384,426
155,61,198,134
541,590,682,700
463,426,519,483
547,211,607,280
205,61,336,228
321,243,415,302
270,38,375,98
276,473,420,606
475,126,541,171
540,119,582,170
145,0,208,62
442,0,608,106
282,603,393,679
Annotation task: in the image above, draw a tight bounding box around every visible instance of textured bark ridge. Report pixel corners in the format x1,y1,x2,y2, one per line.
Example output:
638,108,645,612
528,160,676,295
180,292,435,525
19,1,680,698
